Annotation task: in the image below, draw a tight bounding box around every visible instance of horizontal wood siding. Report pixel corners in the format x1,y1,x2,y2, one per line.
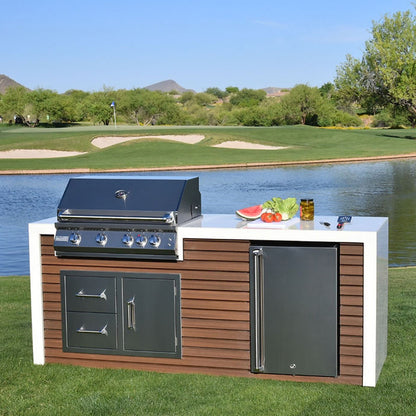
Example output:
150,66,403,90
40,236,363,385
338,243,364,384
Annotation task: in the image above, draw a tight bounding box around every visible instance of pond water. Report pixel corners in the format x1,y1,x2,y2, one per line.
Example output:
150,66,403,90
1,159,415,275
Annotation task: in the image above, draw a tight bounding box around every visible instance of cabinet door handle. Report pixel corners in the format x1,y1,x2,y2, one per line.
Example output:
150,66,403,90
77,324,108,336
76,289,107,301
253,248,265,372
127,297,136,330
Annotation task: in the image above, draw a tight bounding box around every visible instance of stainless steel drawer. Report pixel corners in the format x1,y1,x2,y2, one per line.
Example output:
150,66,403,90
63,275,116,313
66,312,117,350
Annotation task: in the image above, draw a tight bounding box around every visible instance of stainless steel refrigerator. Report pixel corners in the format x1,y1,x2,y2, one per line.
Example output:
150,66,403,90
250,243,339,377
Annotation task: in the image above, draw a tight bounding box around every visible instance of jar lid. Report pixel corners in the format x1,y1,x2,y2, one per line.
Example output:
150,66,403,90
301,198,314,202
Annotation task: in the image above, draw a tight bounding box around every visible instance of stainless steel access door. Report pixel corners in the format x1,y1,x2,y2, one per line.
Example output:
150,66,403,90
122,275,180,356
250,244,338,377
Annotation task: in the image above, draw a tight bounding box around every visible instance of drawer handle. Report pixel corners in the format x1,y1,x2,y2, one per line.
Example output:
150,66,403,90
76,289,107,301
127,297,136,330
77,324,108,336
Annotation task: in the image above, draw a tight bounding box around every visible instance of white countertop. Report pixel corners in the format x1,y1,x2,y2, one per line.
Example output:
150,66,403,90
30,214,387,241
177,214,388,246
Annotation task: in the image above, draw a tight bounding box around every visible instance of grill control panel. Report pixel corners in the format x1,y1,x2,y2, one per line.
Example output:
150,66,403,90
54,227,177,259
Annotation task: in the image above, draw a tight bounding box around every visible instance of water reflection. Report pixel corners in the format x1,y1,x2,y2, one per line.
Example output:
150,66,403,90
0,159,415,275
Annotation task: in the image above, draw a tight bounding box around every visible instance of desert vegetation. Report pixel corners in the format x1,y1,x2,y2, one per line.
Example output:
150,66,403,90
2,9,416,130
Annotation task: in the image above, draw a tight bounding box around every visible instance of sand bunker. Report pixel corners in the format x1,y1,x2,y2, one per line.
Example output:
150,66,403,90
0,149,87,159
0,135,287,159
213,141,288,150
92,135,287,150
92,134,205,148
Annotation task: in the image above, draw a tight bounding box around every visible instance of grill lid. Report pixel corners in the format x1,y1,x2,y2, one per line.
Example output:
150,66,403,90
57,176,201,225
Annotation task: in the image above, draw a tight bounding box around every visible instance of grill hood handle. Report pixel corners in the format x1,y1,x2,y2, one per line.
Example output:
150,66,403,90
57,210,176,225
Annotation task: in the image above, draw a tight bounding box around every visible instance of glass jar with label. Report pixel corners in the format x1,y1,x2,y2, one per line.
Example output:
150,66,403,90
300,199,314,221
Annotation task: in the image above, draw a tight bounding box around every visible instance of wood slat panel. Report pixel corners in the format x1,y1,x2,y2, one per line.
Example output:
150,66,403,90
44,347,250,370
341,255,364,265
44,320,61,331
340,326,363,336
182,308,249,321
340,275,363,286
182,318,249,331
42,256,249,272
44,329,63,339
340,286,363,296
182,299,249,312
340,316,363,326
340,365,363,376
340,295,363,307
340,355,363,366
184,250,248,262
183,337,249,350
340,305,363,316
40,238,364,385
339,244,363,256
340,345,363,356
182,328,249,341
42,266,249,283
339,265,363,276
43,311,61,321
183,347,250,360
184,240,250,252
181,280,249,291
182,289,248,302
340,336,363,347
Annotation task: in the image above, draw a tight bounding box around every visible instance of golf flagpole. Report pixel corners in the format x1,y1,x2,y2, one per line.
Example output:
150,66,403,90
110,101,117,128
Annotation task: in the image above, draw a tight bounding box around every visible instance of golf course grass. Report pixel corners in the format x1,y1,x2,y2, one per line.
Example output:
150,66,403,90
1,124,416,172
1,267,415,415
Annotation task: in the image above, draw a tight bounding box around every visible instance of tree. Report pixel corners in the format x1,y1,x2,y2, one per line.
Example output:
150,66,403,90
118,89,182,125
335,9,416,121
0,86,30,124
204,87,228,100
279,84,326,125
86,90,116,125
229,88,266,107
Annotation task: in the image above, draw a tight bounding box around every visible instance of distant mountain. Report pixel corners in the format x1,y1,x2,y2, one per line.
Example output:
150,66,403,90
261,87,290,96
144,79,194,93
0,74,28,94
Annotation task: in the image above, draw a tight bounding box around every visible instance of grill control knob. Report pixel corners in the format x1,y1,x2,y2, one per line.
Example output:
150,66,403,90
122,234,134,247
69,232,81,245
149,234,161,247
96,233,107,246
136,235,148,247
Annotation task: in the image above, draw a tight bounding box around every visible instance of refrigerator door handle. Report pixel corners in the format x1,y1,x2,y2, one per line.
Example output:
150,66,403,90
253,248,265,372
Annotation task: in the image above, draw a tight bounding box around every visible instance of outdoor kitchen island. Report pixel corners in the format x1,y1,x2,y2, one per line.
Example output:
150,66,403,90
29,214,388,387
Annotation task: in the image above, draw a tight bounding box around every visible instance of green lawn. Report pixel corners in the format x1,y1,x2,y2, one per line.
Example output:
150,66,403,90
0,268,415,415
1,125,416,171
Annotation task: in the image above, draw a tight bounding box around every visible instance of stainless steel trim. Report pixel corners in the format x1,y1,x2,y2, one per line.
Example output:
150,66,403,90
77,324,108,336
127,297,136,330
76,289,107,301
253,248,265,372
58,211,176,224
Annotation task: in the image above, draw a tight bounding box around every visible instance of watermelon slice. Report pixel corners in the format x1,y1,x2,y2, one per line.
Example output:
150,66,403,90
236,204,263,220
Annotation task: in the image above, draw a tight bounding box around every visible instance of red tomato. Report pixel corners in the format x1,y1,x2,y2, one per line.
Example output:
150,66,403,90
274,212,282,222
261,212,275,223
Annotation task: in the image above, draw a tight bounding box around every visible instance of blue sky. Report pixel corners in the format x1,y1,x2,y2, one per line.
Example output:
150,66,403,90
1,0,414,92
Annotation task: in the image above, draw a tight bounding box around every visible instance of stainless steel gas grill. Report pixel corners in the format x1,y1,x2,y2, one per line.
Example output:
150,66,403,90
54,176,201,260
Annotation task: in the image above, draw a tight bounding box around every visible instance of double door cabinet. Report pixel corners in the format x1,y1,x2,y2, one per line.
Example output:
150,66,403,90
61,271,181,358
